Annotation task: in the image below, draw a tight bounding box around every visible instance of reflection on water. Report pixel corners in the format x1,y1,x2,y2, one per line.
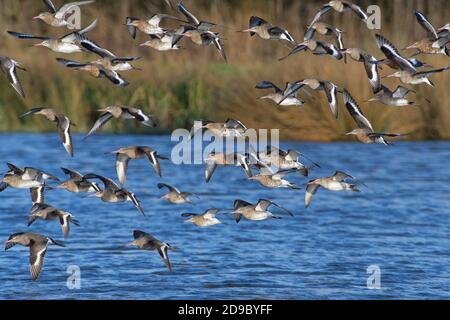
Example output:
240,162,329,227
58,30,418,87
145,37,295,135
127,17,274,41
0,133,449,299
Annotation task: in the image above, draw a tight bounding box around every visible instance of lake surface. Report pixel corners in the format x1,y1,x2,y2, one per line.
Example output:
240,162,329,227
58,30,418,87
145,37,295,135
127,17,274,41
0,133,449,300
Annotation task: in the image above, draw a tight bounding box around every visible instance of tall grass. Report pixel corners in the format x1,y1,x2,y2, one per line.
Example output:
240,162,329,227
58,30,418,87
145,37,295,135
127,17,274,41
0,0,448,140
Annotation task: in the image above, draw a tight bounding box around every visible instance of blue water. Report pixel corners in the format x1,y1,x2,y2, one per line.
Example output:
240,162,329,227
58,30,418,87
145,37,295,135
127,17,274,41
0,133,449,299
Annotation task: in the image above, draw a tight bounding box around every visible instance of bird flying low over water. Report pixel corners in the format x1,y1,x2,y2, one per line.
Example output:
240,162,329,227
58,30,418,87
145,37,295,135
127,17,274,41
254,146,320,177
8,19,99,54
85,105,157,138
110,146,168,185
56,167,101,193
232,199,293,223
239,16,295,44
404,11,449,56
28,203,80,238
33,0,96,28
125,230,174,272
157,183,196,204
20,107,74,157
182,208,223,227
367,85,418,107
278,78,341,118
0,163,59,204
0,56,27,98
248,164,299,189
56,58,129,87
255,81,305,106
84,173,144,215
343,90,406,145
125,14,186,38
5,232,65,281
342,48,381,94
309,1,368,27
204,152,252,183
279,39,343,61
191,118,247,138
305,171,360,208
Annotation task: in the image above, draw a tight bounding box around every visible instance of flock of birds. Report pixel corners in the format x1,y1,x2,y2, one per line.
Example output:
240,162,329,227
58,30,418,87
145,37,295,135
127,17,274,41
0,0,449,281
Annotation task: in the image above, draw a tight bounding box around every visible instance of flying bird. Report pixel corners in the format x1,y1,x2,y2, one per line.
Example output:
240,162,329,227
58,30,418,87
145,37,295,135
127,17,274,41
239,16,295,44
157,183,196,204
182,209,223,227
56,58,129,87
367,85,418,107
33,0,96,28
110,146,168,185
305,171,360,208
0,56,27,98
278,78,341,118
28,203,80,238
85,105,157,138
279,39,343,61
8,19,99,54
56,167,101,193
204,152,252,183
125,230,174,272
255,81,305,106
20,107,74,157
309,1,368,27
125,14,186,38
232,199,293,222
343,90,406,145
342,48,381,93
5,232,65,281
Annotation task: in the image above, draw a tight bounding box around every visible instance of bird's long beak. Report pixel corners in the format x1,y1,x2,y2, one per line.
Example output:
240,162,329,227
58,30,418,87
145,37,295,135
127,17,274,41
32,16,40,19
33,43,44,47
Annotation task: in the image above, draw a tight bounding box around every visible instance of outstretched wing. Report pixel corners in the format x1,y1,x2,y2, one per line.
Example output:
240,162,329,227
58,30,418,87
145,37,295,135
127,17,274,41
343,90,373,131
85,112,113,138
414,10,438,39
375,34,416,73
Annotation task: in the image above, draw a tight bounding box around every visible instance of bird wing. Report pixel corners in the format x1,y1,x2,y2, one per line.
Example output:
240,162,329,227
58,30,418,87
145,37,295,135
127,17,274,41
212,36,227,63
233,199,252,209
414,10,438,39
323,81,339,118
43,0,57,13
3,61,25,98
414,66,450,78
362,54,381,93
157,183,180,193
99,69,129,87
146,151,162,177
84,173,120,191
255,81,282,94
56,114,74,157
30,186,45,204
249,16,268,28
346,2,368,21
61,167,83,179
79,38,116,58
332,171,355,182
148,13,185,26
85,112,113,137
392,86,414,98
126,108,157,127
29,240,48,281
204,208,220,219
125,191,144,215
205,160,217,183
375,34,416,73
116,153,130,185
177,1,200,26
224,118,247,131
56,57,89,68
157,245,172,272
309,5,332,26
7,31,52,40
278,44,307,61
343,90,373,131
305,183,320,208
